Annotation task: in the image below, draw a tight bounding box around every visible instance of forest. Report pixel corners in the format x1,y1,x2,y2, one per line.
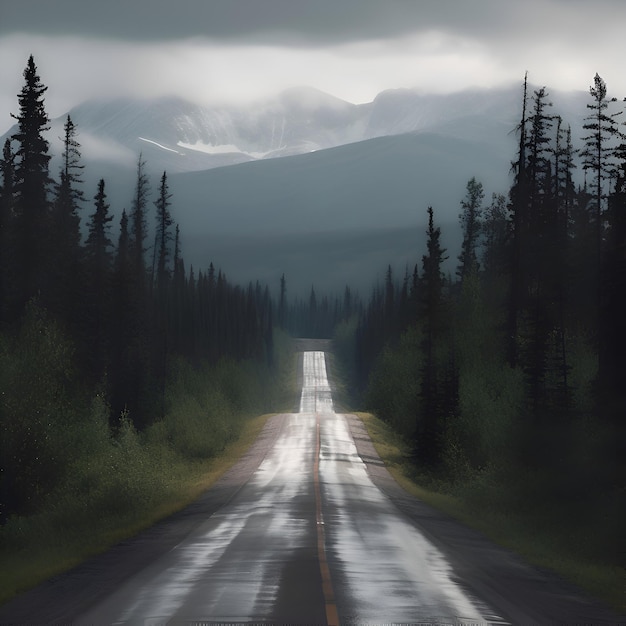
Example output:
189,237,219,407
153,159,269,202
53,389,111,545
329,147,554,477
0,56,624,605
337,73,625,589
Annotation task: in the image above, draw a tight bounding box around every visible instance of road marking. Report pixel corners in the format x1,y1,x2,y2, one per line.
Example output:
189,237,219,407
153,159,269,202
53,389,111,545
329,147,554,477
314,412,339,626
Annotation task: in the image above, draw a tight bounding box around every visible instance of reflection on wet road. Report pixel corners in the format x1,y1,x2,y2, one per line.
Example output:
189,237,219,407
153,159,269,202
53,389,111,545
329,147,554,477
76,350,506,625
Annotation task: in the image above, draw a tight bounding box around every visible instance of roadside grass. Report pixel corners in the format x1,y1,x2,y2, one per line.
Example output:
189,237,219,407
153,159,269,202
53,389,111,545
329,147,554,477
0,411,274,606
0,332,298,607
356,411,626,616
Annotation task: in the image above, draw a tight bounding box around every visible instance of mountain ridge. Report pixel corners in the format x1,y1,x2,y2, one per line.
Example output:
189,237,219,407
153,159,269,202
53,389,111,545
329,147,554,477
0,83,591,293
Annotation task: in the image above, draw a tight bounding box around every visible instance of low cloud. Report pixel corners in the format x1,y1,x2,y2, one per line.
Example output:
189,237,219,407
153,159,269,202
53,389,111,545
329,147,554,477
2,2,626,137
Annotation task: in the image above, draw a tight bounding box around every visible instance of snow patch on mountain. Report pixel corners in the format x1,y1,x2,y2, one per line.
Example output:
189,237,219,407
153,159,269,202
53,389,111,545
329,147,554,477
139,137,183,155
178,140,278,160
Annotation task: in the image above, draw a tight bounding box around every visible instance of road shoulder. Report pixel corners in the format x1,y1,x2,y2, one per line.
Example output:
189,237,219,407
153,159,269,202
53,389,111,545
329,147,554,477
344,412,626,625
0,413,289,623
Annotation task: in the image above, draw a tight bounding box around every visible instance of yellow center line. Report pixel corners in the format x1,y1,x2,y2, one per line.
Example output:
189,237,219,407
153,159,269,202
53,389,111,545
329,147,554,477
314,413,339,626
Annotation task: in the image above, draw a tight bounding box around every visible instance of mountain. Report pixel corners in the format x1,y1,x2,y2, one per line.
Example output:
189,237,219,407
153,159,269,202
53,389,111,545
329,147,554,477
165,131,509,293
3,84,532,174
0,84,590,294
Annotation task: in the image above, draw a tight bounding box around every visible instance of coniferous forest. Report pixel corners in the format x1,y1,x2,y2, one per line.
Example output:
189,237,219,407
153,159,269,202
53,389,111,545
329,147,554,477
341,73,625,583
0,56,624,607
0,56,279,531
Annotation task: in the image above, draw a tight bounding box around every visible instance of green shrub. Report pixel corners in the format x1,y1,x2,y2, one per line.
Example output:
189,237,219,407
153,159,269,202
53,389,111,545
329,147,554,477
0,303,87,517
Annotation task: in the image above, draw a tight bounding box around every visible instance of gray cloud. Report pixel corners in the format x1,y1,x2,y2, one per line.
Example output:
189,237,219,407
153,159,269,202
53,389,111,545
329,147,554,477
2,0,626,136
3,0,621,46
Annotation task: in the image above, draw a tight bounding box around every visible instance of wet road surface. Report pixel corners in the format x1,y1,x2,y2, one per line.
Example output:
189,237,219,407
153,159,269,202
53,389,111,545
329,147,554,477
1,349,623,624
72,351,504,625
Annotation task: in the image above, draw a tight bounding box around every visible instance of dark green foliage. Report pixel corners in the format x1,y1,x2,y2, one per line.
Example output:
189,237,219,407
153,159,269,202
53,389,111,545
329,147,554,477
0,139,15,324
83,179,114,378
345,73,625,564
154,171,173,295
48,115,84,327
417,206,450,467
457,177,484,280
129,154,150,282
580,73,622,261
9,56,52,316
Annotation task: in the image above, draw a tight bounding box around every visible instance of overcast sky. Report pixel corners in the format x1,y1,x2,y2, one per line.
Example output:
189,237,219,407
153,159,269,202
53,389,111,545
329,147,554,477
2,0,626,134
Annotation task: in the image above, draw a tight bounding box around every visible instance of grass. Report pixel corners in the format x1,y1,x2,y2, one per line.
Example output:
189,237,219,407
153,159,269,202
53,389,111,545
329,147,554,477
0,410,275,607
355,411,626,616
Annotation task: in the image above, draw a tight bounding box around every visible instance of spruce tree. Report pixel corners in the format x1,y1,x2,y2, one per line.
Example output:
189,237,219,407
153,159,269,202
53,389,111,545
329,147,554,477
418,206,448,467
129,154,150,284
457,177,484,280
507,73,530,367
84,179,114,377
10,55,52,313
581,73,622,262
154,171,173,295
49,114,84,324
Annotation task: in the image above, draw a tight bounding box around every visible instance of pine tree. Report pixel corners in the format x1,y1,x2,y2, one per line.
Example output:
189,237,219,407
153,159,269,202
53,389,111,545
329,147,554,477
49,115,84,324
129,154,150,283
10,55,52,313
457,177,484,280
507,73,530,367
601,140,626,404
154,171,173,295
85,179,114,271
418,206,448,467
84,179,114,377
580,73,623,263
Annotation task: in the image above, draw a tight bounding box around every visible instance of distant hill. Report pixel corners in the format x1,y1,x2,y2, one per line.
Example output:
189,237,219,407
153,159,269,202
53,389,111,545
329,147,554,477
0,84,590,294
165,131,509,293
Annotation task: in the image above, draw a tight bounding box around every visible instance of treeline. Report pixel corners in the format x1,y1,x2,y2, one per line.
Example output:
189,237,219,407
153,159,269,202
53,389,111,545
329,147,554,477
0,57,275,522
277,275,361,339
345,73,625,558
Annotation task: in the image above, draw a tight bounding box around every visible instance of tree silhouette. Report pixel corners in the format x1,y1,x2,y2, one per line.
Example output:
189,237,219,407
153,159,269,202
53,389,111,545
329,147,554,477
10,55,51,314
154,171,173,295
581,73,623,263
418,206,448,466
84,179,114,377
129,154,150,285
457,177,484,280
49,115,84,325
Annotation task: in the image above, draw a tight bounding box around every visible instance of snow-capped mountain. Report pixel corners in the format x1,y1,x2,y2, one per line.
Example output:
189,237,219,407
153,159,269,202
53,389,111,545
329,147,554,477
44,87,369,174
0,84,590,293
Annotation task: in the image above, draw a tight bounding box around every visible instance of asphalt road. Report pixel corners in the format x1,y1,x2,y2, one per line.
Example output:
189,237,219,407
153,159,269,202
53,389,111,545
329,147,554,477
1,347,624,624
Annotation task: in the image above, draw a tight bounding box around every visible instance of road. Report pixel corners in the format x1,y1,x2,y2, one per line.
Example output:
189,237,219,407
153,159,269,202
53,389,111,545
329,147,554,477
1,348,623,624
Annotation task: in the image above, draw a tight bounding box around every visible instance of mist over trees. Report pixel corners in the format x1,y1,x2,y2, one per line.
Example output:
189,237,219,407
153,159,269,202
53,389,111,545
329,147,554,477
0,56,274,522
346,72,625,572
0,54,624,590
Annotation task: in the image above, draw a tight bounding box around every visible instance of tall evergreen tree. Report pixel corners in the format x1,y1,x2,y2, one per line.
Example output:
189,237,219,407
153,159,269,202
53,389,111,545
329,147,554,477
85,179,114,271
580,73,622,262
154,171,173,294
10,55,52,314
49,114,84,324
507,72,530,367
129,154,150,284
418,206,448,466
84,179,114,377
457,177,484,280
